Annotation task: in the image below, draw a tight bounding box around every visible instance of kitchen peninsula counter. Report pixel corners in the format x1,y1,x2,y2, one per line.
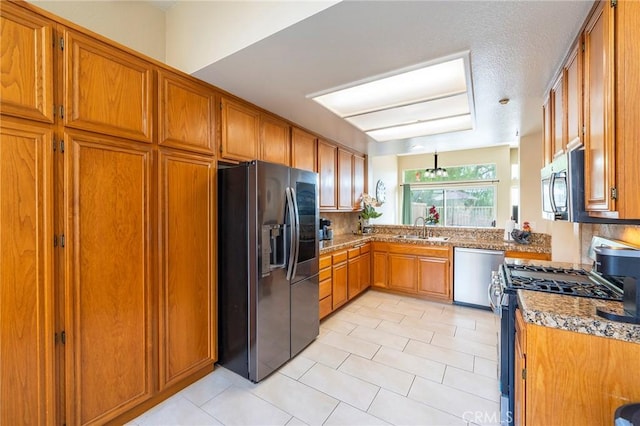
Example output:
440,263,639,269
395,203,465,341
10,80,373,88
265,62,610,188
518,290,640,344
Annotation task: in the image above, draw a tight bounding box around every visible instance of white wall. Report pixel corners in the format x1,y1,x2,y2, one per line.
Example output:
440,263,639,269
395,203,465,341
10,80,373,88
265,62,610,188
518,131,547,233
165,1,339,74
30,0,166,62
369,155,398,224
395,146,512,226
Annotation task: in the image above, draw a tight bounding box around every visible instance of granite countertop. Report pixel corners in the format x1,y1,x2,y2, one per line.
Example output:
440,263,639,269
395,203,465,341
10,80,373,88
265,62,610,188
319,232,550,255
518,290,640,344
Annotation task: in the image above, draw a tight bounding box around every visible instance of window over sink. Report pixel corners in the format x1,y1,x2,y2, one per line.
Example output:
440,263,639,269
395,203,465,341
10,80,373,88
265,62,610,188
402,163,497,227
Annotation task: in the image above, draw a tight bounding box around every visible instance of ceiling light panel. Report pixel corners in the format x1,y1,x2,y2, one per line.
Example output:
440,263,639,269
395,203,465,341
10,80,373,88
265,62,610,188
345,93,470,131
366,114,472,142
311,57,468,117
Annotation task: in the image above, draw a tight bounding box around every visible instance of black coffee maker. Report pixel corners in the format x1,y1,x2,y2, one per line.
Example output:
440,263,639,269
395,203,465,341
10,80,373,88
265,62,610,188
595,246,640,324
319,218,332,240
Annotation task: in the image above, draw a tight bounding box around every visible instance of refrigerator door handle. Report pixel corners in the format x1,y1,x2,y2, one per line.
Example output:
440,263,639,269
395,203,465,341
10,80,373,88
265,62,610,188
290,186,300,281
285,187,297,281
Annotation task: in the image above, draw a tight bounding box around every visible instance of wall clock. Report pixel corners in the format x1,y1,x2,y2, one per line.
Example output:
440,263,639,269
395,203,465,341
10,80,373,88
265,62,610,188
375,179,386,204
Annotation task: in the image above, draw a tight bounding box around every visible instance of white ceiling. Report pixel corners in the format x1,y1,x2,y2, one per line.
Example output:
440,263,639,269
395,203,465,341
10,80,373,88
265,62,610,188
187,1,594,156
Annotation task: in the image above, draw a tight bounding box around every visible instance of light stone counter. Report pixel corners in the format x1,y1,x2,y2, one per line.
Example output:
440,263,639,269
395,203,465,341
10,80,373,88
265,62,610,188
518,290,640,344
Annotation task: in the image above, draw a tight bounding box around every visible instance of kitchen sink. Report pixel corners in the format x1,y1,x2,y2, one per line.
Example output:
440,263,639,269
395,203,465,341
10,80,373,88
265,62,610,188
394,235,450,242
425,236,450,242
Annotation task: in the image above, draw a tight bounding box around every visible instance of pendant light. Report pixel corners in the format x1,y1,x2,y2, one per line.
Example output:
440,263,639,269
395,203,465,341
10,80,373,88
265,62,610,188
425,151,448,178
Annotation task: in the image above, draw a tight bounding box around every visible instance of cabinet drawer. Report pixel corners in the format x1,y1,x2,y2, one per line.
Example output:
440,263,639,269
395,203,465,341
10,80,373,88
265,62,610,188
319,278,332,299
360,243,370,254
332,250,348,264
319,296,332,319
319,268,332,282
319,255,332,269
348,247,361,259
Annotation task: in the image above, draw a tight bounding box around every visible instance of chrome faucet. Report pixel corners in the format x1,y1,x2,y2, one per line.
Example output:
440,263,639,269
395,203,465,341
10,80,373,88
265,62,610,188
413,216,426,238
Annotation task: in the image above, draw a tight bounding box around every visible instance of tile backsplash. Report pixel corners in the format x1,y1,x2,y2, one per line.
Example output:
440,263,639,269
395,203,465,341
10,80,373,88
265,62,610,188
320,212,361,236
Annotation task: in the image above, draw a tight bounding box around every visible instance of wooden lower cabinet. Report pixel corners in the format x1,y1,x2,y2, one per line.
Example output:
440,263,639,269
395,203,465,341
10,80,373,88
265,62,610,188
158,150,216,389
0,118,55,425
417,256,450,301
332,251,348,310
65,132,155,425
518,312,640,425
319,254,333,319
382,243,452,301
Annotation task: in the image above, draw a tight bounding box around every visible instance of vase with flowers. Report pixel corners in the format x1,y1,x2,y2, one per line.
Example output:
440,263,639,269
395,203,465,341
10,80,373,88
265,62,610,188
360,193,382,233
426,205,440,225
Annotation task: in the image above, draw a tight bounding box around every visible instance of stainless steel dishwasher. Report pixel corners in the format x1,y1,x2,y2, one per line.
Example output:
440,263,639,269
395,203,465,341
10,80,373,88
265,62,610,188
453,247,504,309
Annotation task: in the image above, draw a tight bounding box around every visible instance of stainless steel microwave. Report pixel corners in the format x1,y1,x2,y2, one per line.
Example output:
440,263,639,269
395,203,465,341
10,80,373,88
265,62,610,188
541,153,568,221
541,148,639,224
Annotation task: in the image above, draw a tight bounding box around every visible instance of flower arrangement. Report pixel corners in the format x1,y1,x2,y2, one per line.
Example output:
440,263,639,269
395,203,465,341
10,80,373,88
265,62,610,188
360,193,383,220
426,205,440,224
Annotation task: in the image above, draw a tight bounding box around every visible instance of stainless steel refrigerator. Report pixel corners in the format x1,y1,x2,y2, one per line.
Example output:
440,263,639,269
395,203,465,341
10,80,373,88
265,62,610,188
218,161,319,382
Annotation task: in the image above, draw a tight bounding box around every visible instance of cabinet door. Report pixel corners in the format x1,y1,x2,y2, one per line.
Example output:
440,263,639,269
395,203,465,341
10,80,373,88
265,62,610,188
388,254,416,293
550,72,565,158
360,251,371,291
318,140,337,210
353,154,365,209
260,114,290,166
220,97,260,162
64,30,153,143
372,251,387,288
583,1,616,213
0,3,54,123
291,127,316,172
565,41,582,146
347,256,361,299
158,149,216,389
0,118,55,425
65,132,154,425
158,70,214,154
332,262,348,309
417,257,450,301
542,95,552,166
337,149,353,210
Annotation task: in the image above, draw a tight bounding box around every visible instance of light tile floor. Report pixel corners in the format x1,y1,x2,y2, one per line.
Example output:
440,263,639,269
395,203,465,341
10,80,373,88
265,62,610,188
131,290,501,426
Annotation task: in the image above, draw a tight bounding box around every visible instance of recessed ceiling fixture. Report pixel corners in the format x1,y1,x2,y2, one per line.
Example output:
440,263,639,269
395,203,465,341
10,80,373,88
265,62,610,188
499,98,510,105
308,52,474,142
425,151,448,178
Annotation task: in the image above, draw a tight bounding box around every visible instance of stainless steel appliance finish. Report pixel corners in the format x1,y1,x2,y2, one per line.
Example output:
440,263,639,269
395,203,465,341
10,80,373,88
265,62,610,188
454,247,504,308
491,236,634,425
541,148,640,224
218,161,319,382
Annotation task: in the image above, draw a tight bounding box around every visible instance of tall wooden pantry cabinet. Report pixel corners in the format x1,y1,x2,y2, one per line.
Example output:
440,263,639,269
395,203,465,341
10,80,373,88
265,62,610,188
0,2,217,424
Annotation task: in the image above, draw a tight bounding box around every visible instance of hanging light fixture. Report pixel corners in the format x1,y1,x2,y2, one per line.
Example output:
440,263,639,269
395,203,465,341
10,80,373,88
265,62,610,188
425,151,448,178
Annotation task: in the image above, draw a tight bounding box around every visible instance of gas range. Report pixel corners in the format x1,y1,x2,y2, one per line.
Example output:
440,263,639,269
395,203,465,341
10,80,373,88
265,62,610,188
502,263,623,301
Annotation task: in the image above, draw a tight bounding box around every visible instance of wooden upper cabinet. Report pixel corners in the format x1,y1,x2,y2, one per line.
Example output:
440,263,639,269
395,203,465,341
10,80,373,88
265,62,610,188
260,114,290,166
0,3,54,123
63,29,153,143
158,70,215,154
220,96,260,162
542,95,553,166
353,154,365,209
291,127,317,172
583,1,615,213
565,40,583,146
318,139,337,210
158,149,216,389
337,148,353,210
550,72,566,158
65,132,154,424
614,0,640,218
0,118,55,425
